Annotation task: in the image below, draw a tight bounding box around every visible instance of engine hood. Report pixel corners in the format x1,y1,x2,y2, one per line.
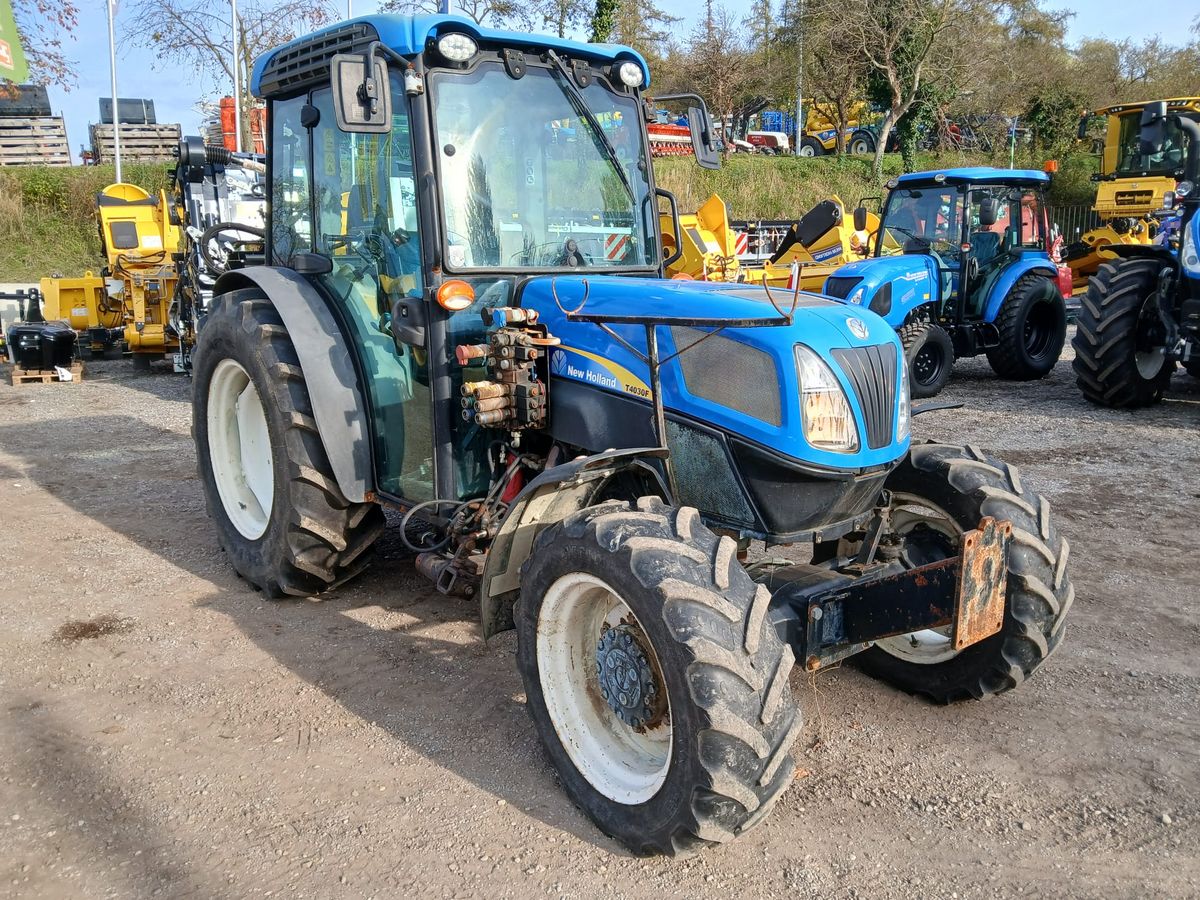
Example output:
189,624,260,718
518,275,909,472
823,254,939,326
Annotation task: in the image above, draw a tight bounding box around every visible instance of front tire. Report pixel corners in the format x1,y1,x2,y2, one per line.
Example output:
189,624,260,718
986,273,1067,380
192,289,385,598
852,443,1072,702
516,497,802,856
1072,258,1175,407
899,319,955,398
799,137,824,158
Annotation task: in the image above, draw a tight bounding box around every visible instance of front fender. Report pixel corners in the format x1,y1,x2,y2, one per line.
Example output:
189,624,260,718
480,448,670,639
212,267,373,503
983,257,1058,322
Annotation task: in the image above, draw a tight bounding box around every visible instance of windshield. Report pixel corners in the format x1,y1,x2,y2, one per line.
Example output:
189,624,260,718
430,61,655,271
1115,110,1196,176
877,187,960,257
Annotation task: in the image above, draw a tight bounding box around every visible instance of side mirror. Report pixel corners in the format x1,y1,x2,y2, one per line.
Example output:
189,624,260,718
1139,101,1168,155
853,206,868,231
331,52,391,133
1076,114,1089,141
688,105,720,170
979,197,999,228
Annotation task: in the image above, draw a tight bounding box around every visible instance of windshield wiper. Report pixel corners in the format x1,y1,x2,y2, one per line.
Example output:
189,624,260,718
544,49,639,216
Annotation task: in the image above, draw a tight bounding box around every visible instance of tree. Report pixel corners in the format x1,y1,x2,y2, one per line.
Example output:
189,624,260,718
589,0,619,42
839,0,981,179
797,0,871,153
6,0,79,89
382,0,535,28
610,0,678,67
124,0,336,148
685,0,755,148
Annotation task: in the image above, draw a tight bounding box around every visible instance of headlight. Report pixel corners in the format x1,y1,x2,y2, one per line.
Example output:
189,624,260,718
436,33,478,64
795,345,859,452
615,61,644,88
1182,222,1200,277
896,353,911,441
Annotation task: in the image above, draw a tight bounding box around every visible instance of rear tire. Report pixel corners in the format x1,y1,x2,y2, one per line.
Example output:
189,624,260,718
899,319,955,398
192,289,384,598
1072,258,1175,407
516,497,801,856
852,443,1072,702
986,273,1066,380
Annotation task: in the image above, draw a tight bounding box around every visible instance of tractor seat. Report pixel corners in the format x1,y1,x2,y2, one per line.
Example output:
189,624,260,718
969,230,1001,268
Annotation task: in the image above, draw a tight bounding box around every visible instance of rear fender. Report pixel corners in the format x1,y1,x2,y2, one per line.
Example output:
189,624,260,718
982,258,1058,322
211,266,373,503
480,448,670,639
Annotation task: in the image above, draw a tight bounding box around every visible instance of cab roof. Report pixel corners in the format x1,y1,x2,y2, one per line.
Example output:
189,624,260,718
251,13,650,98
894,167,1049,187
1094,97,1200,116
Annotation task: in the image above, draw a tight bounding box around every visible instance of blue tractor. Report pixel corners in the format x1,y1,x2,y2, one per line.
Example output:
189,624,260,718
1073,101,1200,405
190,15,1073,855
824,168,1069,397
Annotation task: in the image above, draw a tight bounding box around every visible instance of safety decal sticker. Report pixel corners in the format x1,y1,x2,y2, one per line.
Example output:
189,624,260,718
550,346,651,399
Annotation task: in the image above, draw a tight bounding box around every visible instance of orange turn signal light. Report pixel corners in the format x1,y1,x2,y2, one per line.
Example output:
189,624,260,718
1043,159,1059,174
437,279,475,311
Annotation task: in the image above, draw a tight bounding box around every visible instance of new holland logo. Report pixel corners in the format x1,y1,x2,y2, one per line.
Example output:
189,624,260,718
550,349,568,375
846,317,869,340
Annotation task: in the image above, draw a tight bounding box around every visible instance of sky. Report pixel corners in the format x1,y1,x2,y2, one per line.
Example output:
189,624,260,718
40,0,1188,164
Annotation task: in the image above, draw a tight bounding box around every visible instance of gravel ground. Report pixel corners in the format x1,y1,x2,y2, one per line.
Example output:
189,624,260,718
0,332,1197,899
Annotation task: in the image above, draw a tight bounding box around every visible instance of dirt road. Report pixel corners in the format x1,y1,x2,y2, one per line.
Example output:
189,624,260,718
1,339,1197,899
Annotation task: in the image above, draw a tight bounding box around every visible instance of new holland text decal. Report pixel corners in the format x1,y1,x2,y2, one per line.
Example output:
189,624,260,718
811,245,842,263
550,346,651,399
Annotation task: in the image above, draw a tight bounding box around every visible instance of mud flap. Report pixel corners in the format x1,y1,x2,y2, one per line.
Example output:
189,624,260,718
951,516,1011,650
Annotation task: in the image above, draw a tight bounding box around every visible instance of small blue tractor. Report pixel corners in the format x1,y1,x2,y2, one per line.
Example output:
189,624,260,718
190,15,1073,855
1073,101,1200,406
824,168,1069,397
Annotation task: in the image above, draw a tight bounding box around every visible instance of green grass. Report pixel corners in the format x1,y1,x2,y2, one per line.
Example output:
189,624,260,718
654,150,1098,221
0,150,1098,282
0,162,173,282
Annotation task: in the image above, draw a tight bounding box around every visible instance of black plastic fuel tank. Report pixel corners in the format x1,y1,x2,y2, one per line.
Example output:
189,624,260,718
7,321,78,370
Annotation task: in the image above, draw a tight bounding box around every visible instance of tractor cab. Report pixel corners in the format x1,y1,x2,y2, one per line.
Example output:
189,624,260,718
825,168,1068,396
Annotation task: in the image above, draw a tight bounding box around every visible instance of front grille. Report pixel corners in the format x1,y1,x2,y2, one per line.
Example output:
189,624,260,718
671,327,781,425
823,276,862,300
832,344,897,450
258,23,378,98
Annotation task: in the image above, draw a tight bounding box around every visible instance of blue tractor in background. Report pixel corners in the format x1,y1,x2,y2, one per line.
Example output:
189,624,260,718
824,168,1069,397
189,15,1073,855
1073,101,1200,406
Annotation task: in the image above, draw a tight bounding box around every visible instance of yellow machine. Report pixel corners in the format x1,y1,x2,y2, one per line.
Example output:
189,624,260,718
1067,97,1200,290
662,193,877,290
42,182,182,363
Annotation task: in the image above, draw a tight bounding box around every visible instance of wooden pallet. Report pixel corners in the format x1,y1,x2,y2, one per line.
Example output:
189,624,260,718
90,123,182,162
0,116,72,167
8,361,85,385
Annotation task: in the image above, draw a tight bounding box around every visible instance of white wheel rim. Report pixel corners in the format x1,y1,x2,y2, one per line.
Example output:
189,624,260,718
537,573,672,804
874,493,963,665
207,358,274,540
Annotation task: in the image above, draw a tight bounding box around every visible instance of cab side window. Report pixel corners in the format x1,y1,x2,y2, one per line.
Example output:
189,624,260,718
269,96,312,265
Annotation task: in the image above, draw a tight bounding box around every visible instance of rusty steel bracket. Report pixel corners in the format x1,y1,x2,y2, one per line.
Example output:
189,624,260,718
950,516,1012,650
